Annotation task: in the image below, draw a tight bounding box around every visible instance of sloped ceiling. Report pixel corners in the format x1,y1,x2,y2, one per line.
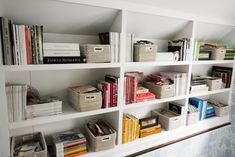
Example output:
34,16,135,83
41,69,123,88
121,0,235,23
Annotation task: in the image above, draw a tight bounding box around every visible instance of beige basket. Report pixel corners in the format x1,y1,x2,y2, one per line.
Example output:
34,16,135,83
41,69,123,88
80,44,111,63
211,48,226,60
151,109,181,131
144,82,175,99
68,86,102,112
206,78,223,91
11,132,47,157
134,44,157,62
85,120,116,152
211,104,229,117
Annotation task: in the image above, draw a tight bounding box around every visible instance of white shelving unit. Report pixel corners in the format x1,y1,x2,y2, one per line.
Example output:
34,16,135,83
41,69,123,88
0,0,234,156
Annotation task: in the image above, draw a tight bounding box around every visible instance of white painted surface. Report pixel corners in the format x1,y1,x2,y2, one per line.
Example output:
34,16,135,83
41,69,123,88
0,0,234,156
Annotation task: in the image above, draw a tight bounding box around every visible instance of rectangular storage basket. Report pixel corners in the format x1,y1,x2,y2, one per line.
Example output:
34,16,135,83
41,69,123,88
206,78,223,91
151,109,181,131
134,44,157,62
80,44,111,63
212,105,229,117
211,48,226,60
85,121,116,152
68,87,102,112
144,82,175,99
11,132,47,157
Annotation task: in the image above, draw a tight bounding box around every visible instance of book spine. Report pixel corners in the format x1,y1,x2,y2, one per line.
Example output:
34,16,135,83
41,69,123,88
38,26,43,64
43,56,87,64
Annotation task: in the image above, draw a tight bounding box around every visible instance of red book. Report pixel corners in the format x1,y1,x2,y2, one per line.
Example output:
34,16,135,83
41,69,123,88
63,141,87,149
136,92,156,103
25,26,30,64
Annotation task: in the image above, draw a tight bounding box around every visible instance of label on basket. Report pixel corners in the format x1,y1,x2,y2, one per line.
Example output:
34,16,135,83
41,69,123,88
85,95,96,101
94,47,104,53
101,135,111,142
22,135,34,141
145,46,153,52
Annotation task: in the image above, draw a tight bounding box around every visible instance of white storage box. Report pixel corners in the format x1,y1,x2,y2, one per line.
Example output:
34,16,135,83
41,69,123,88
134,44,157,62
186,112,199,125
68,85,102,112
211,48,226,60
151,109,181,131
85,120,116,152
80,44,111,63
144,82,175,99
206,78,223,91
11,132,47,157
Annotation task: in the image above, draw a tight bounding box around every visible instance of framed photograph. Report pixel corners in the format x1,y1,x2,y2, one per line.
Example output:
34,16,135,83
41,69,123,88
139,116,159,129
198,51,212,60
211,66,233,88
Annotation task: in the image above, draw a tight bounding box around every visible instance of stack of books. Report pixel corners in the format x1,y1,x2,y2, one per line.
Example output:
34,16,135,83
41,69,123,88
5,84,27,122
136,87,155,103
43,43,86,64
0,17,43,65
124,71,155,104
168,38,190,61
139,116,161,138
189,97,208,120
97,75,120,108
160,72,188,96
224,46,235,60
122,113,140,144
190,76,209,93
205,104,216,119
52,129,87,157
98,32,120,63
26,96,62,119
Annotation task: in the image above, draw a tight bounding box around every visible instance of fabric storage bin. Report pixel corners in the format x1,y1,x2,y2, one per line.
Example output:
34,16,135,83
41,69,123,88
144,82,175,99
151,109,181,131
206,78,223,91
211,104,229,117
68,85,102,112
211,48,226,60
80,44,111,63
85,120,116,152
11,132,47,157
186,112,199,125
134,44,157,62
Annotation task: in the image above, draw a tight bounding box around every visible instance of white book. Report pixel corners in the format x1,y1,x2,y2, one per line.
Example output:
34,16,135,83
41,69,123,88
43,50,80,57
179,73,188,96
155,52,175,61
126,33,132,62
43,43,80,50
115,32,119,63
19,25,27,65
16,26,22,65
109,32,115,62
22,85,27,120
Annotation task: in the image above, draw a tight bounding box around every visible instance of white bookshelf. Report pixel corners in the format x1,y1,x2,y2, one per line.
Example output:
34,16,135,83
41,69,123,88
0,0,234,156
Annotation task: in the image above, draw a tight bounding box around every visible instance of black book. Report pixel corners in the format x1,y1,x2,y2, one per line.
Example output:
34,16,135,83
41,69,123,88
43,56,87,64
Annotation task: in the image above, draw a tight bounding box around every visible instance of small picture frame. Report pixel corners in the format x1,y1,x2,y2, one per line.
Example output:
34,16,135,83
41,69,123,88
198,51,211,60
139,116,159,129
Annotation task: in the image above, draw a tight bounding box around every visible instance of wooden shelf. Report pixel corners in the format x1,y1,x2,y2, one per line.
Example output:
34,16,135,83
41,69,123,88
9,105,119,129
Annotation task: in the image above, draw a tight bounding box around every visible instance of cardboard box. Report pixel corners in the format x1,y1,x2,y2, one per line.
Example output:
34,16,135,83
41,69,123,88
80,44,111,63
211,48,226,60
134,44,157,62
68,85,102,112
11,132,47,157
186,112,199,125
144,82,175,99
210,104,229,117
151,109,181,131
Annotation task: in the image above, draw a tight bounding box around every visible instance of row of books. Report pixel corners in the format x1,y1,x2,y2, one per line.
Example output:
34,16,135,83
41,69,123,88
189,97,216,120
0,17,43,65
124,71,155,104
5,84,62,122
98,32,120,63
122,113,140,144
97,75,119,108
168,38,190,61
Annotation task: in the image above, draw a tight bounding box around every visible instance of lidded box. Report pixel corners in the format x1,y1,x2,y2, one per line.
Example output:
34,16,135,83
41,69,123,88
80,44,111,63
134,40,157,62
68,85,102,112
